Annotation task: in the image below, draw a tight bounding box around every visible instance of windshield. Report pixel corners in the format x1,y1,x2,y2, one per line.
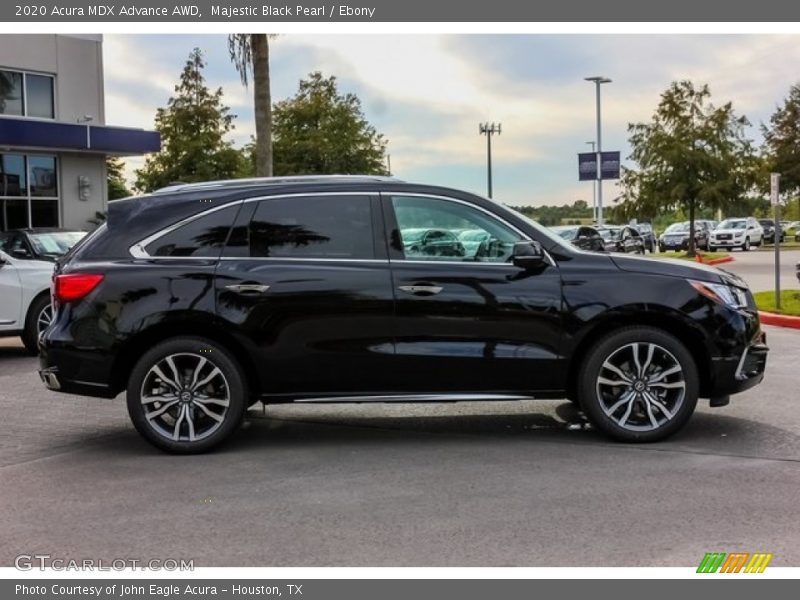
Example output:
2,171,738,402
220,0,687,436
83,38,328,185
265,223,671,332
550,226,577,240
664,222,690,233
28,231,86,256
718,219,747,230
598,228,621,240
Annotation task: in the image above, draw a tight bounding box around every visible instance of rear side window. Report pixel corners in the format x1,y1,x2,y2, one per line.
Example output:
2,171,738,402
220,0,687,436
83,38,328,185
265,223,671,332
145,204,240,257
247,195,374,259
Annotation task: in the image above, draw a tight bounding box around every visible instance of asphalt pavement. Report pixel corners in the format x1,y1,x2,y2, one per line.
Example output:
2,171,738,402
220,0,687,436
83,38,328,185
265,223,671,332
712,247,799,292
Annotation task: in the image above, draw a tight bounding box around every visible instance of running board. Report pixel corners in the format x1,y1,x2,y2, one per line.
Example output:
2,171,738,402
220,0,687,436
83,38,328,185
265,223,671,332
293,393,535,404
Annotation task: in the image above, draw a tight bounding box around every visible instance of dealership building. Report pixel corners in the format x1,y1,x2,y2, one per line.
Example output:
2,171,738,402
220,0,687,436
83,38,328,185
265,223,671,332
0,34,159,232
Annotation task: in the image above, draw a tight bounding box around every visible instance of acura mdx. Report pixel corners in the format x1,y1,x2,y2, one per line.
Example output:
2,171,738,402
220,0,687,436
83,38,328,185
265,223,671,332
39,176,768,453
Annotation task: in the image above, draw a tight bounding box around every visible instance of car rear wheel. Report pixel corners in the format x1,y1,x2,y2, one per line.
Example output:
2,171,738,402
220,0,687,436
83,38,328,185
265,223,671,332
127,337,247,454
577,327,699,442
22,294,53,355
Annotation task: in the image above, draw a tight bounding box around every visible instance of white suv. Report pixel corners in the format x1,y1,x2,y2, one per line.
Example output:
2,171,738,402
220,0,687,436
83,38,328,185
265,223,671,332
0,249,55,353
708,217,763,252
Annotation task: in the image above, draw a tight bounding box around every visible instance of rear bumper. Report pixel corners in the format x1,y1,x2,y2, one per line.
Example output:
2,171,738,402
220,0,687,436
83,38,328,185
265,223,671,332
38,342,118,398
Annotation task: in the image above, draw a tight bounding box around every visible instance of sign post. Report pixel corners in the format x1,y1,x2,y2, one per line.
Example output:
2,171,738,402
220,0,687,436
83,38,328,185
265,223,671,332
770,173,781,311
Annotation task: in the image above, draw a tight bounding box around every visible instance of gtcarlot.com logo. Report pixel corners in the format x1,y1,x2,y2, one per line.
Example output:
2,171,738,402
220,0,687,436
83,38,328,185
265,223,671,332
697,552,773,573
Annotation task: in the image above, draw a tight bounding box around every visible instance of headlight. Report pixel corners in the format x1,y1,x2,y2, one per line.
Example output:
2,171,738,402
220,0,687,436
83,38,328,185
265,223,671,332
689,280,748,309
734,231,744,237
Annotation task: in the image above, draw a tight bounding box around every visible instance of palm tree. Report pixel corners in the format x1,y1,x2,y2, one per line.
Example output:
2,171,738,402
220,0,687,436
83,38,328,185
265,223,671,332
228,34,274,177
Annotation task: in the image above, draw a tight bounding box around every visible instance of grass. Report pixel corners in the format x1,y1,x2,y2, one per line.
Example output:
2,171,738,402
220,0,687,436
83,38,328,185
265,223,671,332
651,250,730,262
755,240,800,251
753,289,800,316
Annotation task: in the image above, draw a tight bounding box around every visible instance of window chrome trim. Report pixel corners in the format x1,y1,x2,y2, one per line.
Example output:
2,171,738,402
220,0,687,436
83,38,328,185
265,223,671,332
385,192,556,268
129,192,375,259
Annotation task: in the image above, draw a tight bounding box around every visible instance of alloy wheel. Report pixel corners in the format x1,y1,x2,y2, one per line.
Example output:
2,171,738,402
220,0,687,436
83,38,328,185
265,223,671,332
36,303,54,335
595,342,686,432
139,353,231,442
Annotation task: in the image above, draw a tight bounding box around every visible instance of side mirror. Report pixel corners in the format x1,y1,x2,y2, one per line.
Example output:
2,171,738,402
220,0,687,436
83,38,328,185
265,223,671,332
512,240,546,269
12,248,30,259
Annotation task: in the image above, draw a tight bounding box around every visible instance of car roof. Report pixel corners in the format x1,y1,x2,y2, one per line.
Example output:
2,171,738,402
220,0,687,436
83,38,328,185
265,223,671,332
151,175,402,195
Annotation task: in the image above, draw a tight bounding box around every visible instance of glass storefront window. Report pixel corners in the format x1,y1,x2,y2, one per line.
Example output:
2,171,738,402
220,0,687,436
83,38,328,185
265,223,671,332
0,154,27,197
0,153,59,230
25,74,55,119
28,156,57,197
0,70,24,116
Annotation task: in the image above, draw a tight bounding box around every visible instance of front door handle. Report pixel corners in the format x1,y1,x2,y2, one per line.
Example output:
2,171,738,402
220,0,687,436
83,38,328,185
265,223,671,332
225,284,270,294
398,284,443,296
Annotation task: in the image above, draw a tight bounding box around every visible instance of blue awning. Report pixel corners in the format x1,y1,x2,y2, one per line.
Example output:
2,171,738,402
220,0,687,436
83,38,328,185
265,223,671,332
0,117,160,155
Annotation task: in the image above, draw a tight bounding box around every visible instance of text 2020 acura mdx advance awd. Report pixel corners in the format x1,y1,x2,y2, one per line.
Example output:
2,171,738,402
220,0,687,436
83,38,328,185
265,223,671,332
39,176,768,453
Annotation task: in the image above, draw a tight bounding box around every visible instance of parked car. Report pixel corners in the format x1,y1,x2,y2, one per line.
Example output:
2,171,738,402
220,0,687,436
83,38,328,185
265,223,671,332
39,176,768,453
757,219,784,245
401,228,466,258
634,222,657,253
0,248,55,354
708,218,763,251
658,221,710,252
550,225,605,252
0,228,87,262
597,225,645,254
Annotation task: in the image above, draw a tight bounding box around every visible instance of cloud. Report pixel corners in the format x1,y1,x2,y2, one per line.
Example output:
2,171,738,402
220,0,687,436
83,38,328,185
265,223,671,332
104,33,800,207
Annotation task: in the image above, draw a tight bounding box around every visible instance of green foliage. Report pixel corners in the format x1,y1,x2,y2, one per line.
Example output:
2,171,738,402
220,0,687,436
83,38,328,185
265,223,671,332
135,48,247,192
616,81,757,254
269,72,388,176
762,82,800,220
510,200,594,226
753,289,800,316
106,157,130,200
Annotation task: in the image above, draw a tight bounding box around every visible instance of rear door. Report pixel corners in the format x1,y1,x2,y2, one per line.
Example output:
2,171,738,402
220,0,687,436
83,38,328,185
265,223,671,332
215,192,396,397
383,193,564,394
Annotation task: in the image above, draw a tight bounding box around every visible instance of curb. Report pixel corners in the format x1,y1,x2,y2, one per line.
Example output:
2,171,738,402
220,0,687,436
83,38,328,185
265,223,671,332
694,255,735,266
758,311,800,330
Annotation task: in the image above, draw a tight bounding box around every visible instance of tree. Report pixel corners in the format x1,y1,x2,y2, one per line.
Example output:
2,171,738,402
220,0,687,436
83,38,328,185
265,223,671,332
228,34,274,177
135,48,246,192
106,157,130,200
762,83,800,220
618,81,756,255
271,72,388,175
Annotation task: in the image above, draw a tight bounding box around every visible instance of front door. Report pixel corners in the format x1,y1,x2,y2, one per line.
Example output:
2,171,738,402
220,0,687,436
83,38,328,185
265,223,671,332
215,193,397,397
383,194,564,395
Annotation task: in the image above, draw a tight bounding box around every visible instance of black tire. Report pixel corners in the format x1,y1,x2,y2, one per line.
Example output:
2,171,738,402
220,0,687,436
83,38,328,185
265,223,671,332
577,326,699,443
708,245,716,252
127,337,248,454
22,294,52,355
743,238,751,251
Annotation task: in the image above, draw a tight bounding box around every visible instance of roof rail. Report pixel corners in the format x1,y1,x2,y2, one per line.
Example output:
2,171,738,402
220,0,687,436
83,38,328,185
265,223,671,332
152,175,402,194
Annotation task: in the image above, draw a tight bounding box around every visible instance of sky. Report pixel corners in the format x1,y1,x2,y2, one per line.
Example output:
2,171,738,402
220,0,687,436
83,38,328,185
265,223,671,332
104,34,800,207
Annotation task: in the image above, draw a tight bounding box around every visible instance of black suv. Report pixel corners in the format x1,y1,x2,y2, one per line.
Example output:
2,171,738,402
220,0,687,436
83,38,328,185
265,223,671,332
39,177,768,453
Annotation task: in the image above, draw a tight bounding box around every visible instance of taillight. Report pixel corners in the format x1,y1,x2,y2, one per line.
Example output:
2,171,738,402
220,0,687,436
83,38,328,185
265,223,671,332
53,273,104,303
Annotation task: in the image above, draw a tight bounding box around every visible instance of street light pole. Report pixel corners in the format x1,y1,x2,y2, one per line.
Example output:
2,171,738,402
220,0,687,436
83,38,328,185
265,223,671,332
585,76,611,225
586,140,596,222
479,122,501,198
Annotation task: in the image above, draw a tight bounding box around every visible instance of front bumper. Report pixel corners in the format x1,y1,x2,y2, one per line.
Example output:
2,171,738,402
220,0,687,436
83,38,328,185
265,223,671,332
708,330,768,396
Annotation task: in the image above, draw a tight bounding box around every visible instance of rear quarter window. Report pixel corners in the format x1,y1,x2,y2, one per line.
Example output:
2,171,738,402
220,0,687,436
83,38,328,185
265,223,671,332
145,204,241,257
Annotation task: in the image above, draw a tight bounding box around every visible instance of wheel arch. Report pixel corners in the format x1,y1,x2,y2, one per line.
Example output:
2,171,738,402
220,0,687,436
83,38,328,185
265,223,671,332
110,319,261,399
565,309,713,400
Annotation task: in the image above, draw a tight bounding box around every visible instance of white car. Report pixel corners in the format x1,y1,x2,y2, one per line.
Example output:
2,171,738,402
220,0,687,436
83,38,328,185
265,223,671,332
708,217,763,252
0,249,55,354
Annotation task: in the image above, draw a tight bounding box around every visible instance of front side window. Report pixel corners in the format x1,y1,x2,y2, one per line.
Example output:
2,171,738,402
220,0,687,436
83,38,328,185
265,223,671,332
145,204,240,257
248,195,374,259
390,195,521,262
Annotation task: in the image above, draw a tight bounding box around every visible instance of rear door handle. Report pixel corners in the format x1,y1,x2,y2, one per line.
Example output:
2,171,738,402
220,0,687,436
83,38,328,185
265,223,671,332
225,284,270,294
398,284,443,296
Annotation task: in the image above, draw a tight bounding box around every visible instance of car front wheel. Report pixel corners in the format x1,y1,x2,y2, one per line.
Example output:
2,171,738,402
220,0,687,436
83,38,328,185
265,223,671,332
743,238,751,251
577,327,699,442
127,337,248,454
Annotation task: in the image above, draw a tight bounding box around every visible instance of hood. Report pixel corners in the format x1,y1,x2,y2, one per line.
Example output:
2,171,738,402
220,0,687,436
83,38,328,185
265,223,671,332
610,254,726,284
711,227,746,235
